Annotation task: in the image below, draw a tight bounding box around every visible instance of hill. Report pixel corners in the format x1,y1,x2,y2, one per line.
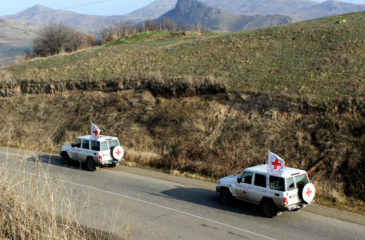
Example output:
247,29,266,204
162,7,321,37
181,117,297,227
2,5,125,33
123,0,178,23
2,11,363,103
0,19,39,65
157,0,293,31
201,0,365,20
128,0,365,20
0,12,364,211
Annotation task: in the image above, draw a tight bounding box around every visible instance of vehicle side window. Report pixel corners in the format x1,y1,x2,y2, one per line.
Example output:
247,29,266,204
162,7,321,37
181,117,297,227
269,176,285,191
254,174,266,188
82,140,89,149
91,140,100,151
286,177,296,191
241,172,253,184
73,138,81,148
101,141,108,151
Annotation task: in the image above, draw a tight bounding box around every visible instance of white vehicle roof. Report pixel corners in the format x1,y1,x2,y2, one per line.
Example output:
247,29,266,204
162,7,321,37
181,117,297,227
76,135,119,141
244,164,307,178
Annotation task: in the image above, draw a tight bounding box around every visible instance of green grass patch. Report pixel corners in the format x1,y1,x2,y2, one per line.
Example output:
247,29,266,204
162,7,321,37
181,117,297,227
1,12,365,104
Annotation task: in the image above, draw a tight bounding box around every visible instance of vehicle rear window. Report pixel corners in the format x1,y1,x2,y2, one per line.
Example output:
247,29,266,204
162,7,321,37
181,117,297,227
269,176,285,191
108,139,120,149
91,141,100,151
295,174,309,189
286,177,296,191
254,174,266,188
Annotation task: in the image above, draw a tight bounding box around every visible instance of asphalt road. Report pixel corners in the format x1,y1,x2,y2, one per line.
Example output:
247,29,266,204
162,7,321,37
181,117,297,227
0,147,364,240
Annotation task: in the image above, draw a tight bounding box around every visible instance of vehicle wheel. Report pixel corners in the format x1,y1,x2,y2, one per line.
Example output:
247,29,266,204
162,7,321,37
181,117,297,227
219,188,233,205
62,152,71,165
86,157,96,171
110,163,117,168
262,199,277,218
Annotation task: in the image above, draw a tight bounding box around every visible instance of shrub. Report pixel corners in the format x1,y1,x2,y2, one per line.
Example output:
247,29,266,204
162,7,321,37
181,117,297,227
32,24,96,57
33,23,74,57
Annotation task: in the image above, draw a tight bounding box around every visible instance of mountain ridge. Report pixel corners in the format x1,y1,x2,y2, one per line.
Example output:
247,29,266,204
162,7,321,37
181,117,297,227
201,0,365,20
2,4,126,33
157,0,294,31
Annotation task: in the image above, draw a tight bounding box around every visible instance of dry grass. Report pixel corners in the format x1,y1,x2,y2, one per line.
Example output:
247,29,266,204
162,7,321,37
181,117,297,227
0,178,123,240
0,148,125,239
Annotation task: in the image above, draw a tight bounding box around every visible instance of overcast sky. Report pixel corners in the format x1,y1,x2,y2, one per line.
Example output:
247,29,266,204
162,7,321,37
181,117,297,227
0,0,364,16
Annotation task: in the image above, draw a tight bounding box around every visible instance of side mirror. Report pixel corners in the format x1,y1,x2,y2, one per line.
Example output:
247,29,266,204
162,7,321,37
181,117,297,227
71,143,75,148
237,177,242,183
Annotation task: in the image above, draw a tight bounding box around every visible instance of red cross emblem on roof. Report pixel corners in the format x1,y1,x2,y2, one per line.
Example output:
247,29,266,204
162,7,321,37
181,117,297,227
271,159,282,170
306,188,312,198
93,130,98,136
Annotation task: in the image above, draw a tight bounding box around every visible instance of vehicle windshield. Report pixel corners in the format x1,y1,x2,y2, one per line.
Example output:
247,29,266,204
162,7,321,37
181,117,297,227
294,174,309,189
73,138,81,148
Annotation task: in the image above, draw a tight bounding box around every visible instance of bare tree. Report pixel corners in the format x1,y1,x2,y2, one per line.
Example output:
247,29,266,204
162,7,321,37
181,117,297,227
161,18,177,32
33,23,74,57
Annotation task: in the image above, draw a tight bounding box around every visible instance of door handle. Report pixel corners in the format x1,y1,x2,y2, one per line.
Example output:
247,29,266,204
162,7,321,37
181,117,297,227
275,193,279,196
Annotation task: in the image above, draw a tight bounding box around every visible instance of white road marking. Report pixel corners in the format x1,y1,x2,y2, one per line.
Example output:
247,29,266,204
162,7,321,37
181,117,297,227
1,166,278,240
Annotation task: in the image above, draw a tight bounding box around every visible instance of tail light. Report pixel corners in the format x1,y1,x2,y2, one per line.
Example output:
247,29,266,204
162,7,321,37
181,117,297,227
98,155,102,162
283,197,288,206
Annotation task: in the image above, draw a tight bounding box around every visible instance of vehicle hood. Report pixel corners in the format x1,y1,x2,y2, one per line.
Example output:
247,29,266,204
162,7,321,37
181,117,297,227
219,174,239,184
61,144,72,151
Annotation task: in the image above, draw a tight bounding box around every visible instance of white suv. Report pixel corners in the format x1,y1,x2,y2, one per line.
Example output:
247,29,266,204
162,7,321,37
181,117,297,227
60,135,125,171
216,164,315,217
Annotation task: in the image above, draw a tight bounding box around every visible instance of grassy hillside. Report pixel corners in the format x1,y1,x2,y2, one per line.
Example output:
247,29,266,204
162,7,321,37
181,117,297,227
0,12,365,212
2,12,365,104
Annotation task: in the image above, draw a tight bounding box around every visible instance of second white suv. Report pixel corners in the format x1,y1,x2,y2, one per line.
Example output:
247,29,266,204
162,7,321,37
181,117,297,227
60,135,125,171
216,164,315,217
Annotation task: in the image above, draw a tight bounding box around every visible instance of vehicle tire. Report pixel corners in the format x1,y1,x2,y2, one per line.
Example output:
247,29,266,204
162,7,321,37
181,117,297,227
110,163,117,168
62,152,71,165
298,186,305,202
86,157,96,171
262,199,277,218
219,188,233,205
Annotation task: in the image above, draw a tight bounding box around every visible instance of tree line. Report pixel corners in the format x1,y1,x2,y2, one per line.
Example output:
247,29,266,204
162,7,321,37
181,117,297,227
29,19,194,58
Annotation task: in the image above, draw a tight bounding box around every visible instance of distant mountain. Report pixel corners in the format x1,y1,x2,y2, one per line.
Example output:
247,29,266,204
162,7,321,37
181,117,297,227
123,0,178,23
157,0,293,31
127,0,365,21
0,19,39,65
301,0,365,19
2,5,126,33
200,0,365,20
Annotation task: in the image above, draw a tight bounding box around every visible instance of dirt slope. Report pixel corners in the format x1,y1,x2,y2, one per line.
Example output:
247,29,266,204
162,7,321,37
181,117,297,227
0,83,364,212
